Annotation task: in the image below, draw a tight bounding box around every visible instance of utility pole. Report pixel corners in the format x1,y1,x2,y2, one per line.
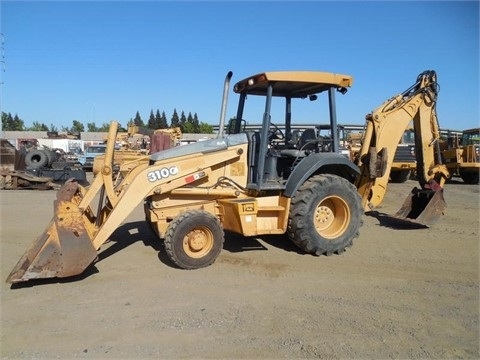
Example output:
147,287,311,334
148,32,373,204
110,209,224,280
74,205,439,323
0,32,5,131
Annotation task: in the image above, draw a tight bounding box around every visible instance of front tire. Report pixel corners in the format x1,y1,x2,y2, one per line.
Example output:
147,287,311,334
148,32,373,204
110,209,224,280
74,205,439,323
288,174,363,256
164,210,224,269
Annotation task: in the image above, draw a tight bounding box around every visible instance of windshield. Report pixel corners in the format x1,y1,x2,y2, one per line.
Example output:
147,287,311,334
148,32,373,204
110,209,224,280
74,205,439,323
462,131,480,146
401,130,415,144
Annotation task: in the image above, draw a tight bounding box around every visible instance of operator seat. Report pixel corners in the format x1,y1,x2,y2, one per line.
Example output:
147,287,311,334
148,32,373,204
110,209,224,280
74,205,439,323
280,128,318,158
298,129,318,150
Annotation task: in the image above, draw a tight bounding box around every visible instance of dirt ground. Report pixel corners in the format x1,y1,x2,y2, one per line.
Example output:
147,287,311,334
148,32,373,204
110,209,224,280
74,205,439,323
1,176,479,359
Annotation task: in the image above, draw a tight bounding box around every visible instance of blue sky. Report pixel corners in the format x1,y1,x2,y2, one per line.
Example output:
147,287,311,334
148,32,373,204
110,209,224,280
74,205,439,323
1,1,478,131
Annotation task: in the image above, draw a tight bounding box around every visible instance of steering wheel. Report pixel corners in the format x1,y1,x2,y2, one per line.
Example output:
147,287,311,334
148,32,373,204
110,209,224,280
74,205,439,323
269,122,285,141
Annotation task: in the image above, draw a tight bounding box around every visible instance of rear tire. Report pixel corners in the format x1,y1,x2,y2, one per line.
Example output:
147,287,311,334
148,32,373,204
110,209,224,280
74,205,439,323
164,210,224,269
288,174,363,256
459,170,479,184
390,169,411,183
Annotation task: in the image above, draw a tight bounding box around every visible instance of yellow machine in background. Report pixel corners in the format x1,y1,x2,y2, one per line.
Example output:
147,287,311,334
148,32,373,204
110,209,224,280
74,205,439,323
7,70,448,284
92,125,182,175
389,127,417,183
441,128,479,184
125,124,182,149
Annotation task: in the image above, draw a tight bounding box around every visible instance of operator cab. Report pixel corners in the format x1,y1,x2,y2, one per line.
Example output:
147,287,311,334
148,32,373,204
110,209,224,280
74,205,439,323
229,71,356,191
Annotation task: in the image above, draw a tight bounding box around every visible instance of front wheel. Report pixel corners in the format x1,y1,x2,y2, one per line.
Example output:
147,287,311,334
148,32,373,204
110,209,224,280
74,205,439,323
288,174,363,256
164,210,224,269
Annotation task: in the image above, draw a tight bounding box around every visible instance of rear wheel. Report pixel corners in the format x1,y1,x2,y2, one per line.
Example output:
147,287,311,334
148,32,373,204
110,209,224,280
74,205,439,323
164,210,224,269
390,169,411,183
459,170,479,184
288,174,363,256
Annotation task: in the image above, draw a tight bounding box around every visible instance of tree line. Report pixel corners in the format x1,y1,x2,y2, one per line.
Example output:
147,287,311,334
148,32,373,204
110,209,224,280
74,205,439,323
1,109,214,134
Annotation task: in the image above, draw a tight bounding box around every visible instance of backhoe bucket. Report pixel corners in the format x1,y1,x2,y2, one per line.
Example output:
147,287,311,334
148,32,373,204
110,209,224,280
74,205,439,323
387,187,446,227
6,181,97,284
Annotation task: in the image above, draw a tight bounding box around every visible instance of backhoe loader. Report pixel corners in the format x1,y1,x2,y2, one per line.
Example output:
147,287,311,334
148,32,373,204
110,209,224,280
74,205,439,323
441,127,480,184
7,70,448,284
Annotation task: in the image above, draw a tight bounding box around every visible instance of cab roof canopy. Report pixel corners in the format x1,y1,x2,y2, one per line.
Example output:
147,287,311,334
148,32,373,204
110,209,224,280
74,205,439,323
233,71,354,98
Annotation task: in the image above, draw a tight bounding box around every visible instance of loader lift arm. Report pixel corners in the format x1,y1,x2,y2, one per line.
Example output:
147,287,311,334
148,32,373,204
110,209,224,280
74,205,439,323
355,70,449,211
6,121,246,283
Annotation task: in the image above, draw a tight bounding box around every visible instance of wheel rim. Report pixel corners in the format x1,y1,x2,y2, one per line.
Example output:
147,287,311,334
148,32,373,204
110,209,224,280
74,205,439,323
314,196,350,239
182,226,214,258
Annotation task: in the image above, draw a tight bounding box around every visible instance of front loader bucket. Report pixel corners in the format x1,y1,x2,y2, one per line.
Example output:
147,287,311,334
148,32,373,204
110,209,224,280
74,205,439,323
387,187,447,227
6,181,97,284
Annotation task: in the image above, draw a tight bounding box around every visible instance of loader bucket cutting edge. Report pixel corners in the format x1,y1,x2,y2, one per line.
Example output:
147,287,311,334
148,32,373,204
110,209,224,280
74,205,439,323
6,181,98,284
385,187,447,227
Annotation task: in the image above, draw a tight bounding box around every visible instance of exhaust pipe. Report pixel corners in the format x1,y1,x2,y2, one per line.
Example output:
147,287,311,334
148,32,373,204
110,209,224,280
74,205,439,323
217,71,233,138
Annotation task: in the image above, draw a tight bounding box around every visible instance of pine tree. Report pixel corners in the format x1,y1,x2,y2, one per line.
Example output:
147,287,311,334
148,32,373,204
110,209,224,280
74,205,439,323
12,114,24,130
179,111,187,133
170,109,180,128
1,112,10,130
160,111,168,129
1,112,25,130
192,113,200,133
183,112,195,133
133,111,143,127
147,109,155,129
154,109,164,129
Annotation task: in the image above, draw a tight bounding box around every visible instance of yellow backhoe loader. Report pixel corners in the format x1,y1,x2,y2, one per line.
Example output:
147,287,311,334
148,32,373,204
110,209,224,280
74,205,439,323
7,70,448,284
441,127,479,184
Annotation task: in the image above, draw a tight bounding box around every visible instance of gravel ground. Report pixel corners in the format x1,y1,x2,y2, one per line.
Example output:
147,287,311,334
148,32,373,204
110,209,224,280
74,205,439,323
1,177,478,359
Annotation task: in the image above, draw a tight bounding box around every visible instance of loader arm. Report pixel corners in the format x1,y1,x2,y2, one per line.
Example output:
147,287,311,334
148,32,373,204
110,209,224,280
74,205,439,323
355,70,449,210
89,146,243,250
6,120,245,283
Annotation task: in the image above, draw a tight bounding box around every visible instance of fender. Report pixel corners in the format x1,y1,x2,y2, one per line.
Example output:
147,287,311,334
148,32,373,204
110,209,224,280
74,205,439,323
284,153,360,198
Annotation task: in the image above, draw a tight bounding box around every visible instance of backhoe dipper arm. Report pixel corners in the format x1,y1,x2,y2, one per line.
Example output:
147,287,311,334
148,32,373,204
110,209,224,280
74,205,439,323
355,70,449,210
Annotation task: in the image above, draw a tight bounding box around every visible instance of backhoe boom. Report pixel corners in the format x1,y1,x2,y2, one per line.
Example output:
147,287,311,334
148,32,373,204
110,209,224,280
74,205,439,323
355,70,449,210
